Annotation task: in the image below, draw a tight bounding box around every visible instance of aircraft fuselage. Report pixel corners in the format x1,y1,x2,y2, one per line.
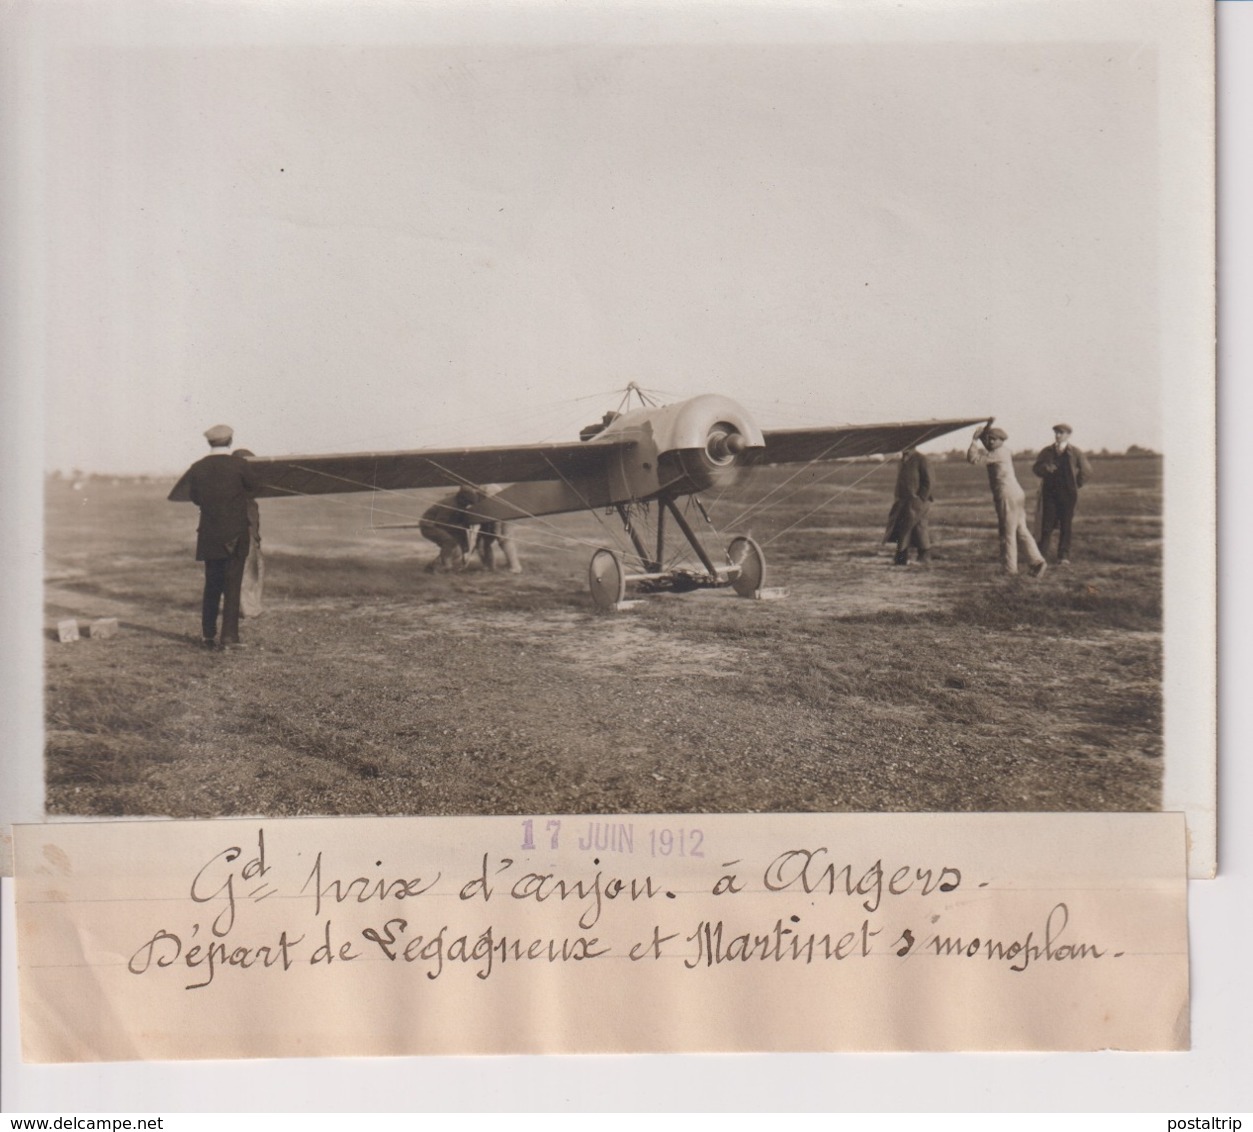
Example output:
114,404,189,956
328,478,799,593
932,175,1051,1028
476,394,764,523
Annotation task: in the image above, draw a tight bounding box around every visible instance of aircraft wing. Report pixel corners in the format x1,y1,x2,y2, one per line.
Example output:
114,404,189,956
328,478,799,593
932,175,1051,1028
167,438,637,501
760,417,987,464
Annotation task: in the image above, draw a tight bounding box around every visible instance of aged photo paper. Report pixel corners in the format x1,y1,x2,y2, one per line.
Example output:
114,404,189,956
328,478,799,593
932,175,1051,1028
0,0,1217,1079
15,813,1189,1060
3,0,1215,853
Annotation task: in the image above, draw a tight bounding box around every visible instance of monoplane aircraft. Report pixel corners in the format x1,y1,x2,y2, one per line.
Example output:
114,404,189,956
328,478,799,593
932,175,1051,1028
170,386,984,610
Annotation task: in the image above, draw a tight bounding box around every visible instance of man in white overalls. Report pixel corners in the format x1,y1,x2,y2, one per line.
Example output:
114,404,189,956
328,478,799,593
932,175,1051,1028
966,424,1047,578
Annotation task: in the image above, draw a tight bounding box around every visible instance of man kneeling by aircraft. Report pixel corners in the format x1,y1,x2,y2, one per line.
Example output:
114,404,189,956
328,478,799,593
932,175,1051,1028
419,485,522,574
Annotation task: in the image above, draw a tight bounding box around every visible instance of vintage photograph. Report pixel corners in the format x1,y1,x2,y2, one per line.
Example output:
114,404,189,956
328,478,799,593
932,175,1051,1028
14,2,1213,843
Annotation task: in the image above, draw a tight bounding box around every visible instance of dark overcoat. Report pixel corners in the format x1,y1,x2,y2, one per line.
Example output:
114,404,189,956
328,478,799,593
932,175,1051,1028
884,451,934,543
1032,445,1093,504
187,453,259,561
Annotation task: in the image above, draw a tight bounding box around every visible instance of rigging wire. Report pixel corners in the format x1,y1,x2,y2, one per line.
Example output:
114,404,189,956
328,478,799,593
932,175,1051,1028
727,462,856,531
272,451,632,560
721,430,868,529
417,456,630,556
314,386,635,455
252,385,904,577
536,453,638,562
261,478,604,560
758,459,893,549
243,382,654,563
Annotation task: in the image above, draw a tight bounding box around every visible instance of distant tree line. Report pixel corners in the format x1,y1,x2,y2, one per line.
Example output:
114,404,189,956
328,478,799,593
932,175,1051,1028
46,469,171,483
932,444,1160,461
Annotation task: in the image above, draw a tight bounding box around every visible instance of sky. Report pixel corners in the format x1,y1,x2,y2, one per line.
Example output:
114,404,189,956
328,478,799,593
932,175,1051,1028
17,2,1186,475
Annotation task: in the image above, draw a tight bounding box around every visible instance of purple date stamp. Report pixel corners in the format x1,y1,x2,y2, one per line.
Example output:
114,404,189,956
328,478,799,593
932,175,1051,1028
520,819,705,859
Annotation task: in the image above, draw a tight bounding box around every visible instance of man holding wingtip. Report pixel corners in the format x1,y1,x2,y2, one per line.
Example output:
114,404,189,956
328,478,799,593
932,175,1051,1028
966,421,1047,578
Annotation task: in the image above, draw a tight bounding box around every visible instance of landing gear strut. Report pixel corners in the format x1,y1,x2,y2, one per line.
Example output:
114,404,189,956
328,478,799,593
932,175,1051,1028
588,494,766,611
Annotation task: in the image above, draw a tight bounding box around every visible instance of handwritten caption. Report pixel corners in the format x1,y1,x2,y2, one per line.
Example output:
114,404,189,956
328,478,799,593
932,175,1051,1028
124,822,1121,990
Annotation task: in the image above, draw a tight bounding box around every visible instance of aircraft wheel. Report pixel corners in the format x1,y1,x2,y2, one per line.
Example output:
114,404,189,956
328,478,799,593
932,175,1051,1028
588,548,626,612
727,536,766,598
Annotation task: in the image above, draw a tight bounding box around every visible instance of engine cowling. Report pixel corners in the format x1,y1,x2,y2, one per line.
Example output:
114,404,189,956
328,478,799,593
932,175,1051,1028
597,394,765,500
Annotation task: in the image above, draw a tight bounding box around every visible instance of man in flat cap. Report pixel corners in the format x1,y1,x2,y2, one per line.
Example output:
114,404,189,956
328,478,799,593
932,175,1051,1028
1032,423,1093,565
182,425,259,648
966,422,1047,577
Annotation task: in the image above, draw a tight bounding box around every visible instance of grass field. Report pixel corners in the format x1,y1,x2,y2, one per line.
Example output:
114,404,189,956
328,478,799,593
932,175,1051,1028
43,453,1163,818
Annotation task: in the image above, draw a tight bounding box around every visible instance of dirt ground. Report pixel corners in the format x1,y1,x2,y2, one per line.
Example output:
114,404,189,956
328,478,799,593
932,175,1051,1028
43,455,1163,818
